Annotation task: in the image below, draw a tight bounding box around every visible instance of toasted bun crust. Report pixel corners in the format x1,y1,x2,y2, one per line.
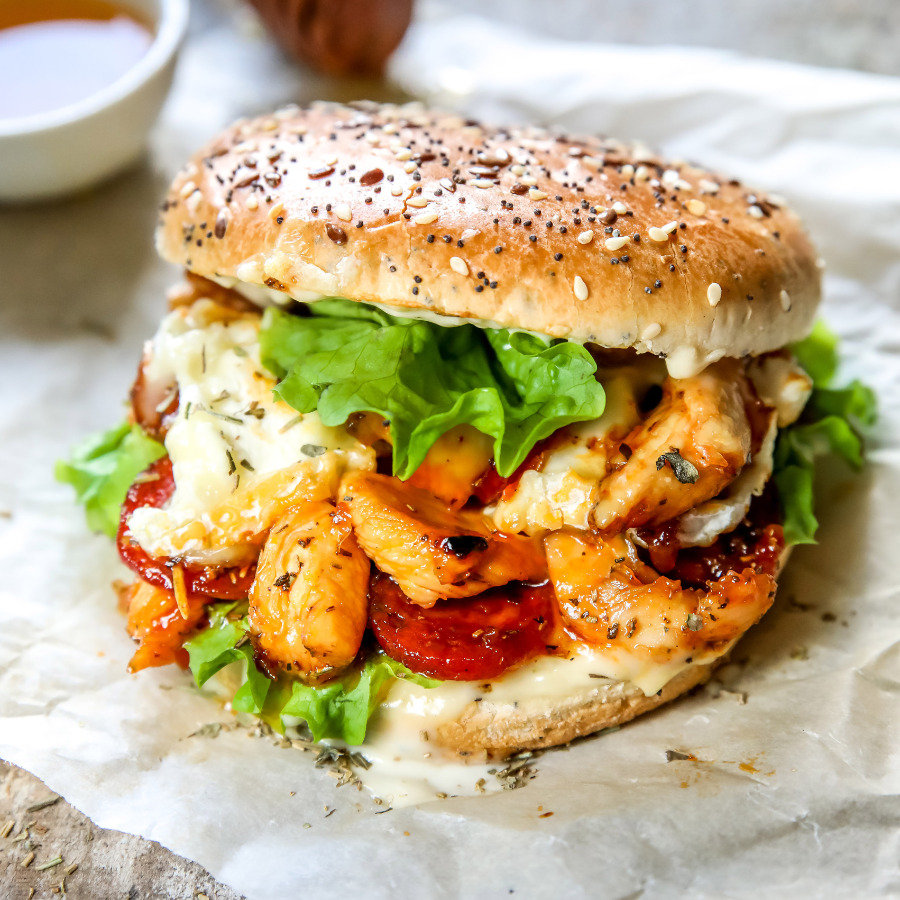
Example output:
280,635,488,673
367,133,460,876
435,661,716,756
157,101,820,374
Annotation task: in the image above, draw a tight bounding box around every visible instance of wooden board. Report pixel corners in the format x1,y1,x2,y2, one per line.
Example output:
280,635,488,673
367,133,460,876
0,761,241,900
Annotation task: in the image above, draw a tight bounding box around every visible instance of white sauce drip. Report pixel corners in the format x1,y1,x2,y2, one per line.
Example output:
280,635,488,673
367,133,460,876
328,641,721,807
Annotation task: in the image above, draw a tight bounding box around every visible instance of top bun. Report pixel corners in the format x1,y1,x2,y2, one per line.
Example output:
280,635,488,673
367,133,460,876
157,101,821,377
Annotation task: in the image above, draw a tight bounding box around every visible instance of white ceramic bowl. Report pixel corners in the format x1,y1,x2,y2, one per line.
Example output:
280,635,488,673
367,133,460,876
0,0,188,203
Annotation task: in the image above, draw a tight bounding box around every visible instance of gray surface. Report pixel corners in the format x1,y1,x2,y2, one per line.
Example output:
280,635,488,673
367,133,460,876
449,0,900,76
1,0,896,897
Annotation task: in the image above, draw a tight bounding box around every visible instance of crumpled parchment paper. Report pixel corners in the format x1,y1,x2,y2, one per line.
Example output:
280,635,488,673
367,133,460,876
2,3,899,897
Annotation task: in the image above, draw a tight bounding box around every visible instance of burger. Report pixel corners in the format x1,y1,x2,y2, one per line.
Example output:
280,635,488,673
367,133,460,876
57,101,872,758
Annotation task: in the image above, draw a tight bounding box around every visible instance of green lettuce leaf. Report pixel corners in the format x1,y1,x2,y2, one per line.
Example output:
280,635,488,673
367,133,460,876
184,603,272,715
259,299,606,478
774,321,876,544
184,602,438,741
773,465,818,546
281,654,438,745
55,422,166,538
790,318,839,387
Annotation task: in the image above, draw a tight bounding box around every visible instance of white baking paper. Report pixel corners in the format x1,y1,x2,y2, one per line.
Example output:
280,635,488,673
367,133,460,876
2,2,900,897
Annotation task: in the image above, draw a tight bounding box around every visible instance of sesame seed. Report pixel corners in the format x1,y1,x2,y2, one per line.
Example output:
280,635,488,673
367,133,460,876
641,323,661,340
407,196,428,208
686,198,707,216
395,148,413,161
521,175,538,186
246,195,259,211
612,201,628,215
185,190,202,214
663,220,679,234
605,236,629,251
179,180,197,198
577,230,594,244
529,189,548,200
472,179,494,189
510,164,525,176
391,186,404,197
449,256,469,276
699,179,720,194
573,275,589,301
780,289,792,311
334,204,352,222
748,204,765,218
414,211,438,225
707,282,723,306
648,226,669,242
404,162,417,174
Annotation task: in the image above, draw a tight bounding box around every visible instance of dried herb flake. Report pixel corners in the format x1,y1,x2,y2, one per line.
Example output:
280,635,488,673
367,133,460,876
656,448,699,484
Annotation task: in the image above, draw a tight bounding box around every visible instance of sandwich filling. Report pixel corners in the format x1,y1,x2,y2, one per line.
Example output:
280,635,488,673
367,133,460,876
57,277,872,747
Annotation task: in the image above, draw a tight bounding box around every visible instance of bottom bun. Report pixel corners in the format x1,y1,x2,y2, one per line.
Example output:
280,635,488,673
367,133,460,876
432,545,792,758
434,662,716,757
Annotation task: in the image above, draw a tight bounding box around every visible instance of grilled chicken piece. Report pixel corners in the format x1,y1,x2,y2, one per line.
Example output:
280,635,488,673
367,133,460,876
545,530,776,662
249,500,369,681
341,471,546,607
591,360,752,533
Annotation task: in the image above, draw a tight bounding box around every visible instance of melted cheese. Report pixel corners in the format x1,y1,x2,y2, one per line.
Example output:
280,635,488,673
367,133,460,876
491,363,665,534
127,301,374,564
748,353,813,427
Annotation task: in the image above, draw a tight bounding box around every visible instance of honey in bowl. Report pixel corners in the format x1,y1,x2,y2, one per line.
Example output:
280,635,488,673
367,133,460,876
0,0,154,120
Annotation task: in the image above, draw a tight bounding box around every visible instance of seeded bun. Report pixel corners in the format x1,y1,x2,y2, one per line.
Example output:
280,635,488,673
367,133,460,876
157,101,820,376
